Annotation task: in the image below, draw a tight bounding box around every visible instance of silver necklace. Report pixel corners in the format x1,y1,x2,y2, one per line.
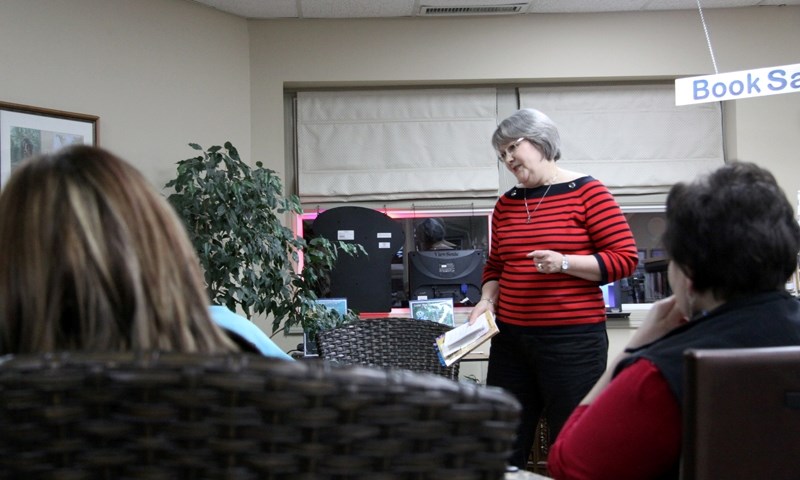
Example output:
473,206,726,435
524,172,559,224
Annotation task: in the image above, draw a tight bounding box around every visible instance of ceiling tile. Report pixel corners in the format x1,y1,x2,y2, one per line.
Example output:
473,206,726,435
530,0,651,13
300,0,416,18
642,0,758,10
194,0,298,18
192,0,800,18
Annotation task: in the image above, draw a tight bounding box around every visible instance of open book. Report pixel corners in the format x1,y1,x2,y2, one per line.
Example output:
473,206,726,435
435,311,499,367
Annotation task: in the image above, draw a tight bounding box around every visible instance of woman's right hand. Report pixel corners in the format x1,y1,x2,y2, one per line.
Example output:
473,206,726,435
467,299,493,325
626,295,687,350
470,281,499,325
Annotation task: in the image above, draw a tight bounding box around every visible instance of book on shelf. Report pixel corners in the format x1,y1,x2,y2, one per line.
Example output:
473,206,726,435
435,310,498,367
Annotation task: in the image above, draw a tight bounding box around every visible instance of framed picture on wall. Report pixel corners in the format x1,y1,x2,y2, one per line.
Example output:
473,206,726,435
0,101,98,186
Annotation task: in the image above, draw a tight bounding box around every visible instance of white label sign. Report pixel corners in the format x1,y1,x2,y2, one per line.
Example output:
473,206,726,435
337,230,355,241
675,63,800,106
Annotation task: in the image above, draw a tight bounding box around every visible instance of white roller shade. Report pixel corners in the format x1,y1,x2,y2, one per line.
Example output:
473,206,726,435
297,89,500,203
519,84,724,194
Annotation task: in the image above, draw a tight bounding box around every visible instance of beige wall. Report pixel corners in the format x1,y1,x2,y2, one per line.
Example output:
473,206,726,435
247,7,798,351
2,1,799,351
6,2,796,197
0,0,251,187
249,6,800,204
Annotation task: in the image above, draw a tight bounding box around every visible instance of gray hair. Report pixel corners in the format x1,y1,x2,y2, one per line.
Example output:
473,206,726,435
492,108,562,161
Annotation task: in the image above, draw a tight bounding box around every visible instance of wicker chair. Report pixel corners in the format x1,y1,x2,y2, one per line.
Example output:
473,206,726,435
316,317,459,380
0,351,519,479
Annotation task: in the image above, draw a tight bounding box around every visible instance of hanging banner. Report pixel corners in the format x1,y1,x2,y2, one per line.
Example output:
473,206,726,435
675,63,800,106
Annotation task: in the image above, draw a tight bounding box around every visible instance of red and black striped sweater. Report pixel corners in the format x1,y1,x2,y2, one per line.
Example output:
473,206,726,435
484,176,639,328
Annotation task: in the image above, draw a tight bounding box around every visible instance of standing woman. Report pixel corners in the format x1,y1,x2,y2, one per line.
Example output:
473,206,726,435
469,109,638,469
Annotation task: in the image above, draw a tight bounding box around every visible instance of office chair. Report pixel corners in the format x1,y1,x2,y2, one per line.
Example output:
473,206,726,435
682,346,800,480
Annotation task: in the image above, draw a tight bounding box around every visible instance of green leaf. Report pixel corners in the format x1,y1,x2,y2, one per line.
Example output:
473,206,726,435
164,141,363,335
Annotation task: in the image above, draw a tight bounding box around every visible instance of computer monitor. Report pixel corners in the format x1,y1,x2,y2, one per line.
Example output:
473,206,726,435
601,281,629,318
600,282,620,310
407,249,485,306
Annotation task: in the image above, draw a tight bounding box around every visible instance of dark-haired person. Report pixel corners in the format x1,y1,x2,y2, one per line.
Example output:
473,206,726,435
469,108,639,468
548,161,800,480
415,218,456,251
0,145,256,355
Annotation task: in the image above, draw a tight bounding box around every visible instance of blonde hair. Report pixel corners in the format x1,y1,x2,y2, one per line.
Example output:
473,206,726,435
0,146,237,354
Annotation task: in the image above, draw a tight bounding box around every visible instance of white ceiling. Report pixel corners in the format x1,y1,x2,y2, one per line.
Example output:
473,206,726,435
191,0,800,19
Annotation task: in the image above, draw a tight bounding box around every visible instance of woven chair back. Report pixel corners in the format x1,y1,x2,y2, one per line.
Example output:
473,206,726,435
316,317,459,379
0,351,519,479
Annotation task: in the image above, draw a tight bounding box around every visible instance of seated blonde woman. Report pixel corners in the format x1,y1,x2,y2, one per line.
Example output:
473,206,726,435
0,145,286,358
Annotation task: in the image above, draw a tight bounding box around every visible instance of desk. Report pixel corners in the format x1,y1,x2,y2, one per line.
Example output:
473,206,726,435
505,470,551,480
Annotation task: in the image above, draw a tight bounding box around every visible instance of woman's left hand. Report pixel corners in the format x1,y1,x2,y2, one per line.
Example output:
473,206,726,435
527,250,562,274
528,250,602,281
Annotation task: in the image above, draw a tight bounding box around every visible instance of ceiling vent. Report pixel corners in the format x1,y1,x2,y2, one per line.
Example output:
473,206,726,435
419,4,526,16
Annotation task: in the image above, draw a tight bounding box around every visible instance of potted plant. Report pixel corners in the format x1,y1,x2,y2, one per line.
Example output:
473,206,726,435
165,142,362,338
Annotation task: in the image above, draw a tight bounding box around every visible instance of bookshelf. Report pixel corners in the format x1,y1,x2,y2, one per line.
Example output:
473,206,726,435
644,258,671,301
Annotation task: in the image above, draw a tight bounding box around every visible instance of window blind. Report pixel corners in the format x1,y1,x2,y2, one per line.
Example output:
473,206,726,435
297,88,500,203
519,84,724,195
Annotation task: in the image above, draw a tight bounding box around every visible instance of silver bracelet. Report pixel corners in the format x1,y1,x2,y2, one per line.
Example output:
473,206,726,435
480,297,495,305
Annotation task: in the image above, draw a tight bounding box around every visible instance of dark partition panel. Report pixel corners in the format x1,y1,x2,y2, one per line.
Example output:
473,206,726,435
313,206,404,312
